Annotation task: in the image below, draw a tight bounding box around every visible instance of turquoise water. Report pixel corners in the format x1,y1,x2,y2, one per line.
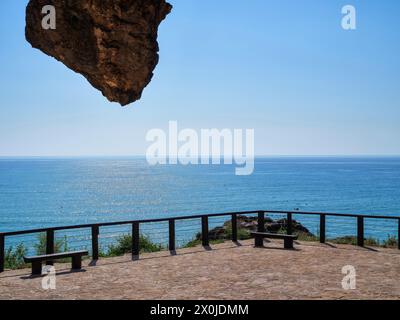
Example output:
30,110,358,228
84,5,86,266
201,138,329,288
1,157,399,251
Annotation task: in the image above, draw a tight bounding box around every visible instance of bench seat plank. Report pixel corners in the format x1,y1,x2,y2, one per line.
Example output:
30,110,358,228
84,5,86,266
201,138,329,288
24,250,88,263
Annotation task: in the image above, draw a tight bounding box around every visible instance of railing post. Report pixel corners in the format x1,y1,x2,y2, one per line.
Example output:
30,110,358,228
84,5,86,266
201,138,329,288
287,213,293,235
357,216,364,247
169,219,175,251
46,230,54,265
320,214,326,243
257,211,265,232
231,214,238,242
398,219,400,250
132,222,140,257
201,216,209,247
91,226,99,260
0,235,4,273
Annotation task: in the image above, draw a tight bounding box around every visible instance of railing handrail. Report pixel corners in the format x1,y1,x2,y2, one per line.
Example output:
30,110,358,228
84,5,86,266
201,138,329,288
264,210,400,220
0,210,260,236
1,209,400,273
1,209,399,237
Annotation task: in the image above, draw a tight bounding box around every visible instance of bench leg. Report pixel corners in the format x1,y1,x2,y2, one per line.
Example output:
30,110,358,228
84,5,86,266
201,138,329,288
71,256,82,270
32,261,42,275
284,238,294,249
254,236,264,247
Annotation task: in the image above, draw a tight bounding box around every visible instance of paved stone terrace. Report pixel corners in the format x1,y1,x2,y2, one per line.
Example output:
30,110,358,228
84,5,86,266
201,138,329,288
1,240,400,300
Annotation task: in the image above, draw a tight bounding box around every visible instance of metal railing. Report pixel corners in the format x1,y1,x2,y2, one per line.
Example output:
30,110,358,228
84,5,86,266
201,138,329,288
1,209,399,273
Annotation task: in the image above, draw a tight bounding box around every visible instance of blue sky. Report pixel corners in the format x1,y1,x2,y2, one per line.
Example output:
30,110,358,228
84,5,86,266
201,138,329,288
0,0,399,156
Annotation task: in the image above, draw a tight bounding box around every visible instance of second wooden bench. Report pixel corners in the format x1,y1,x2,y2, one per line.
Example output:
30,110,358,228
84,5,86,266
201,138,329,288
250,232,298,249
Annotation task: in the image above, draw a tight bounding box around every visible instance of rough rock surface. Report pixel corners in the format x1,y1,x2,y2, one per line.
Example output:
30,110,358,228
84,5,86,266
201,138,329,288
26,0,172,106
194,215,314,242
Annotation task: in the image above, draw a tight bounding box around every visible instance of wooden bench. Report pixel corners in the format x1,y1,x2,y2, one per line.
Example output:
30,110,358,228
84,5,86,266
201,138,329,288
250,232,298,249
24,250,88,275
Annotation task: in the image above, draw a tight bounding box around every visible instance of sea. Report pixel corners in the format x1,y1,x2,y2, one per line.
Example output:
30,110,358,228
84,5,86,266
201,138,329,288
1,156,399,252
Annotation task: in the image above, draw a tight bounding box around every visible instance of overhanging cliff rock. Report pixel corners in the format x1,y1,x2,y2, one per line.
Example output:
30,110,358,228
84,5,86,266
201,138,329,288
26,0,172,106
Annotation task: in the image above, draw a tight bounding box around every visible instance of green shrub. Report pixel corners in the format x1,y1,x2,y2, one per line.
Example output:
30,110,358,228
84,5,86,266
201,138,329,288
106,234,163,257
182,238,225,248
382,235,398,248
330,236,357,245
224,227,251,240
296,231,320,242
365,237,380,246
329,236,380,246
5,243,27,269
34,233,68,255
182,239,201,248
4,234,69,270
